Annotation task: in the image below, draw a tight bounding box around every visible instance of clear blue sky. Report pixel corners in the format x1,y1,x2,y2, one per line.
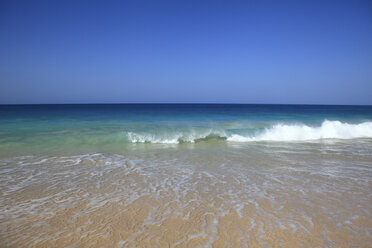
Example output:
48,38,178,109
0,0,371,104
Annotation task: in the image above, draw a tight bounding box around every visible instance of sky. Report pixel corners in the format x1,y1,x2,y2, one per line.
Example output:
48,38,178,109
0,0,371,104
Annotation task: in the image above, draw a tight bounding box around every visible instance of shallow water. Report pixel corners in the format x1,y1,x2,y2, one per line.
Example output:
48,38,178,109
1,140,372,247
0,104,372,247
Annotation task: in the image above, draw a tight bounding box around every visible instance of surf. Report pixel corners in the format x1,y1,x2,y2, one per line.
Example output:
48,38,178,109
227,120,372,142
126,120,372,144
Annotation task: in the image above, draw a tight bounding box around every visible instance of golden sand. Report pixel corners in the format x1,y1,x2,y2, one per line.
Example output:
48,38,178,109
0,153,371,247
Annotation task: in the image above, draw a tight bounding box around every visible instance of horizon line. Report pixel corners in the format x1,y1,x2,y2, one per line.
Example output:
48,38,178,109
1,102,372,106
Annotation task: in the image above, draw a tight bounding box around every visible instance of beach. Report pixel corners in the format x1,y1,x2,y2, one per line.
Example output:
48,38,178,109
1,104,372,247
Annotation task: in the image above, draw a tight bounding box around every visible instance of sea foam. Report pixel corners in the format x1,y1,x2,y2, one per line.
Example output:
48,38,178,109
227,120,372,142
127,130,227,144
127,121,372,144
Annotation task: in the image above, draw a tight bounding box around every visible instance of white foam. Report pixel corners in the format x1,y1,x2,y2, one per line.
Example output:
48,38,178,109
127,132,179,144
126,130,227,144
126,121,372,144
227,120,372,142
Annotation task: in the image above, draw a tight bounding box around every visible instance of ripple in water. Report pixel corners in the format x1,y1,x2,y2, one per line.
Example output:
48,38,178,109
0,142,371,247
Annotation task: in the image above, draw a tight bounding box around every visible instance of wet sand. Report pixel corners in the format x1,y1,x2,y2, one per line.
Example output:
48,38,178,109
1,143,372,247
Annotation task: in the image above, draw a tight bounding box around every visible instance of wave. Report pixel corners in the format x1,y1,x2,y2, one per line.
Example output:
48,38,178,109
127,131,227,144
126,121,372,144
227,120,372,142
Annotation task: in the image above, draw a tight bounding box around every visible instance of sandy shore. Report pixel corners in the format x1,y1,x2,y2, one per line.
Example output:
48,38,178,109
1,152,371,247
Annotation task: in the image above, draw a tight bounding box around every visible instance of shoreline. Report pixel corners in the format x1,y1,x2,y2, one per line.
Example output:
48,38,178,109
1,150,371,247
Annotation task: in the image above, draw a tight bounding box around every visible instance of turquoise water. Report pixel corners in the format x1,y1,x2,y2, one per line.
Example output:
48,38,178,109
1,104,372,157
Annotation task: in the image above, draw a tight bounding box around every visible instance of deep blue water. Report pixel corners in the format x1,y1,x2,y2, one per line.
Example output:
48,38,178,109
2,104,372,121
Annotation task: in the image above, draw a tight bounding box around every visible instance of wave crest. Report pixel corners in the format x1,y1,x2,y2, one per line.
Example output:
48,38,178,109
227,120,372,142
127,131,227,144
127,121,372,144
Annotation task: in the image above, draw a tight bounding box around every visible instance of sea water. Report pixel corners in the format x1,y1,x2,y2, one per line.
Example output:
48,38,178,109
0,104,371,247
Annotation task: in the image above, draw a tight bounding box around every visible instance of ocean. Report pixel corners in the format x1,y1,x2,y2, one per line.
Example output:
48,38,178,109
1,104,371,247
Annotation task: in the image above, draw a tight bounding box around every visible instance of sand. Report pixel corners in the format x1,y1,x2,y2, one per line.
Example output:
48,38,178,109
1,152,371,247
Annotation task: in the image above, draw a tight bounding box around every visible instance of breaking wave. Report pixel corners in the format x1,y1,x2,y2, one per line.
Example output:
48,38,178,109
126,121,372,144
127,131,227,144
227,120,372,142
